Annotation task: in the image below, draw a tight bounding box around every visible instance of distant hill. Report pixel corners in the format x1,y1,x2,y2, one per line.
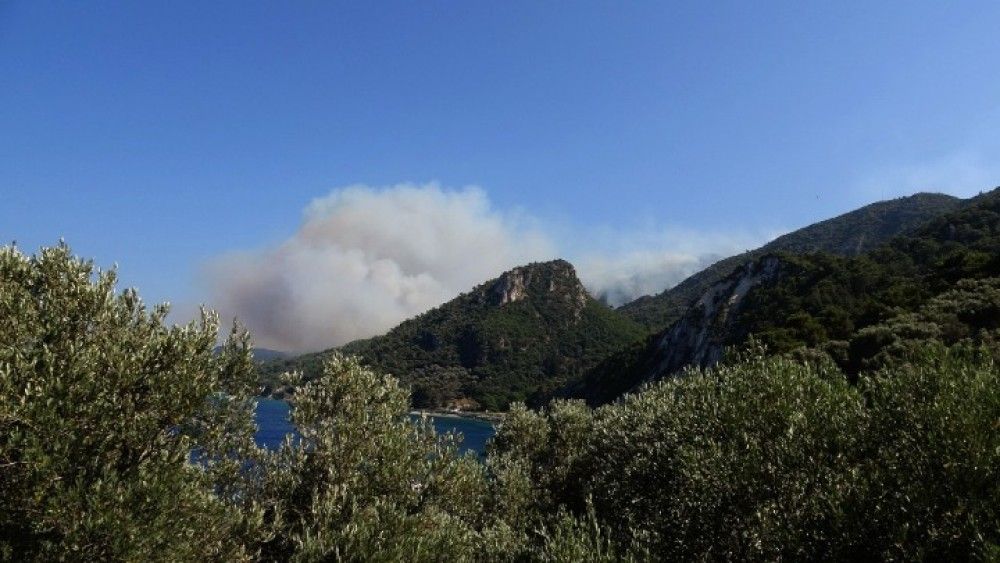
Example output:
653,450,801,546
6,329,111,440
617,192,965,330
258,260,646,410
214,346,289,362
251,348,290,362
565,187,1000,406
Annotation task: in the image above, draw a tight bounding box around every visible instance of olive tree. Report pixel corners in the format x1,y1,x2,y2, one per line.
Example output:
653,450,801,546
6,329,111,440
849,346,1000,560
258,354,501,561
0,244,261,561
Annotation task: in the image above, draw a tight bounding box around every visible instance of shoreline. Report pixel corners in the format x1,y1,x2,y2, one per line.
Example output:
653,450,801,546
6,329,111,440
257,395,506,425
409,409,506,424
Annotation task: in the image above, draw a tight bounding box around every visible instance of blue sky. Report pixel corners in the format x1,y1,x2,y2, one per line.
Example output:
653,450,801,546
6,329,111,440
3,2,1000,348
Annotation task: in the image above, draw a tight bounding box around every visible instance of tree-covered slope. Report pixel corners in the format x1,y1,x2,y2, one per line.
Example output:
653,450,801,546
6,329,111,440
618,192,965,330
738,188,1000,366
567,188,1000,405
259,260,646,410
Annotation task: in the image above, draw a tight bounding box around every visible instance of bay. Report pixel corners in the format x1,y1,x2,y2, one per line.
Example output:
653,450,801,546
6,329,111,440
253,399,496,456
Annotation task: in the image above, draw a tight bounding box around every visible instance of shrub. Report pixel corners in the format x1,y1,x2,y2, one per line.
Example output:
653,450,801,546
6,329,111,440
259,354,501,561
587,351,864,560
0,244,260,560
848,347,1000,560
491,346,999,560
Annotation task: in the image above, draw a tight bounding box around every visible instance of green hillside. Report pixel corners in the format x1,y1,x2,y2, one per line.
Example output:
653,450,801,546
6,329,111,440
618,192,965,330
566,187,1000,405
739,188,1000,370
259,259,646,410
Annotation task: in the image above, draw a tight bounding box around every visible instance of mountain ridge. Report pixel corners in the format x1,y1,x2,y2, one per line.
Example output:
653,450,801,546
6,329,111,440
259,190,989,411
258,259,646,410
565,187,1000,405
617,192,965,330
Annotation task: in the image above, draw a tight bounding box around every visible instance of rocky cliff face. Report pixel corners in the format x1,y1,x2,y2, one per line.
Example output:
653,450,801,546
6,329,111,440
487,259,589,317
491,267,531,305
640,255,783,384
561,254,788,406
618,192,965,330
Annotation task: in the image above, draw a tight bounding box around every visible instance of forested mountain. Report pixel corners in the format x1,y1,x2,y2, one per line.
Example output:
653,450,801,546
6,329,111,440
618,192,965,330
566,187,1000,405
258,260,645,410
261,191,975,410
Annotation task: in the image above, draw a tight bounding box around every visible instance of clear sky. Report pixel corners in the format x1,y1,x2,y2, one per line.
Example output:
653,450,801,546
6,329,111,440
3,2,1000,347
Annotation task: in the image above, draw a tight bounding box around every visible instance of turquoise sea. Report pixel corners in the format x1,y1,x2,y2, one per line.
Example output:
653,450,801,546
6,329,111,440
254,399,496,456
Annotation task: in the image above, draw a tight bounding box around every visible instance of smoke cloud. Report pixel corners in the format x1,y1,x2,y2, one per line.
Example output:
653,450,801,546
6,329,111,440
578,251,719,307
574,227,766,307
206,183,773,351
206,183,554,352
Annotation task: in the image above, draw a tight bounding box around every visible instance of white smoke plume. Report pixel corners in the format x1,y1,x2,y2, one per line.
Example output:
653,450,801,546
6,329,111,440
577,251,719,307
206,183,555,352
574,227,768,307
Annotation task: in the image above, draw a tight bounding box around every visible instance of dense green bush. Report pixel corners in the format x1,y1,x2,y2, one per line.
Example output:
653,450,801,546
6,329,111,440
846,278,1000,372
0,244,262,560
565,351,864,560
848,347,999,560
490,347,999,560
256,354,497,561
259,354,632,561
488,399,597,524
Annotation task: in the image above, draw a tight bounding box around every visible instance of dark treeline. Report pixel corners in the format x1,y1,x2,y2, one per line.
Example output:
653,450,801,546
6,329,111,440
1,245,997,561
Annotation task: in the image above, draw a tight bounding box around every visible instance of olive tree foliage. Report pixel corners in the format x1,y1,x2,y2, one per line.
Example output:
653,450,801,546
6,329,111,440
486,400,648,561
588,351,867,561
255,354,628,562
851,347,1000,561
0,244,623,562
0,244,263,560
491,346,999,561
488,400,596,524
256,354,494,561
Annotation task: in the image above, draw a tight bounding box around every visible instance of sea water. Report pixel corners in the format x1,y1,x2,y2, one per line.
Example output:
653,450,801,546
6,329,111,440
253,398,496,456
